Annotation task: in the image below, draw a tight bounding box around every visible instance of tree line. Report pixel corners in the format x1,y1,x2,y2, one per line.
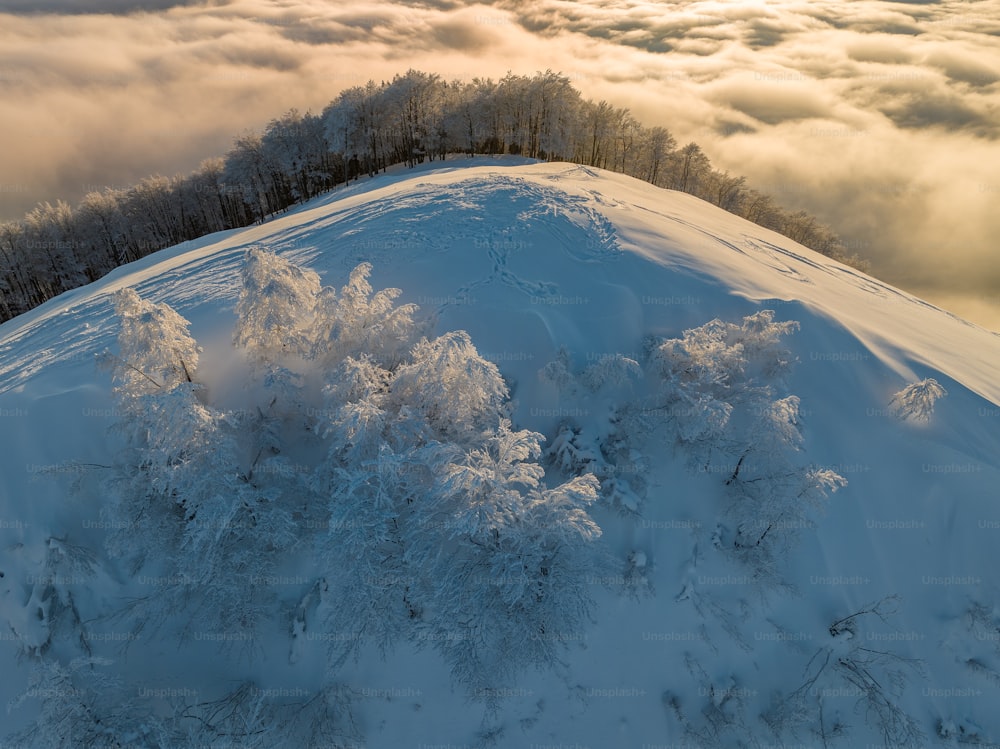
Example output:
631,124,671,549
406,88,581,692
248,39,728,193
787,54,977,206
0,69,866,323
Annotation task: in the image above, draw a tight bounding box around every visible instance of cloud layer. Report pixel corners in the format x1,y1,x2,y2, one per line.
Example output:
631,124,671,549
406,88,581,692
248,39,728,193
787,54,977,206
1,0,998,328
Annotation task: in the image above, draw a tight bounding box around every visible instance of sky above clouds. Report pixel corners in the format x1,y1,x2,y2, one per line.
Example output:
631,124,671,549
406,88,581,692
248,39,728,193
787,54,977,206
1,0,998,328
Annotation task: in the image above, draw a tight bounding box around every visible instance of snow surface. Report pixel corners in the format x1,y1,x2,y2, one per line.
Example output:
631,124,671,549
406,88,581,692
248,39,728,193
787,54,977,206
2,156,999,747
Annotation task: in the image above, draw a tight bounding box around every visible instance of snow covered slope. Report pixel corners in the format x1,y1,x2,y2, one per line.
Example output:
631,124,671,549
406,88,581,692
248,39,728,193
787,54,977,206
2,157,999,747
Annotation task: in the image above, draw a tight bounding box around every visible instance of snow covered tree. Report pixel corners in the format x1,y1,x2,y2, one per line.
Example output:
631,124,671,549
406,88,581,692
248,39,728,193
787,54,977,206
261,109,335,203
740,189,782,227
579,353,642,393
0,536,96,659
1,67,869,327
667,142,712,195
889,377,947,423
103,287,203,504
20,200,88,296
321,80,388,176
103,379,293,644
223,131,278,223
78,188,131,267
120,176,186,250
637,125,676,185
577,99,618,169
234,246,321,367
7,656,169,748
725,395,846,575
388,330,507,442
313,441,427,666
645,311,844,578
0,220,39,318
380,70,445,166
310,261,422,370
309,351,418,663
540,350,647,514
165,409,299,643
100,289,209,569
300,269,607,690
706,170,748,213
101,385,216,570
108,288,200,401
406,421,606,693
649,310,798,457
103,287,299,643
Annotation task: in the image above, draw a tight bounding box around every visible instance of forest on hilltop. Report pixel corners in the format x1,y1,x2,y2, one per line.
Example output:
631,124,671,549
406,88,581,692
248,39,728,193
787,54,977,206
0,69,865,323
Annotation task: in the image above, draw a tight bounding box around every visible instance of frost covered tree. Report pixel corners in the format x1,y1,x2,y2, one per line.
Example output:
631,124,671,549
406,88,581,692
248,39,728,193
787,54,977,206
646,310,844,576
637,125,676,184
889,377,947,423
540,350,647,513
223,131,279,223
312,441,428,666
102,290,198,515
78,189,131,267
0,536,97,660
8,658,361,749
103,286,299,642
309,325,606,689
107,288,199,400
309,355,423,663
647,310,799,461
261,109,335,203
1,68,869,328
7,656,169,748
380,70,444,166
100,288,208,568
245,250,610,693
321,80,389,176
724,397,846,575
667,142,712,195
232,245,322,436
406,421,606,692
234,246,321,366
388,330,508,442
579,353,643,393
310,261,422,370
2,70,864,326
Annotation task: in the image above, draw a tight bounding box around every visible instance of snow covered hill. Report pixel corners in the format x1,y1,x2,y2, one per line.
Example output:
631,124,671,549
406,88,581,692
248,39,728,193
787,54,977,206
2,157,999,748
